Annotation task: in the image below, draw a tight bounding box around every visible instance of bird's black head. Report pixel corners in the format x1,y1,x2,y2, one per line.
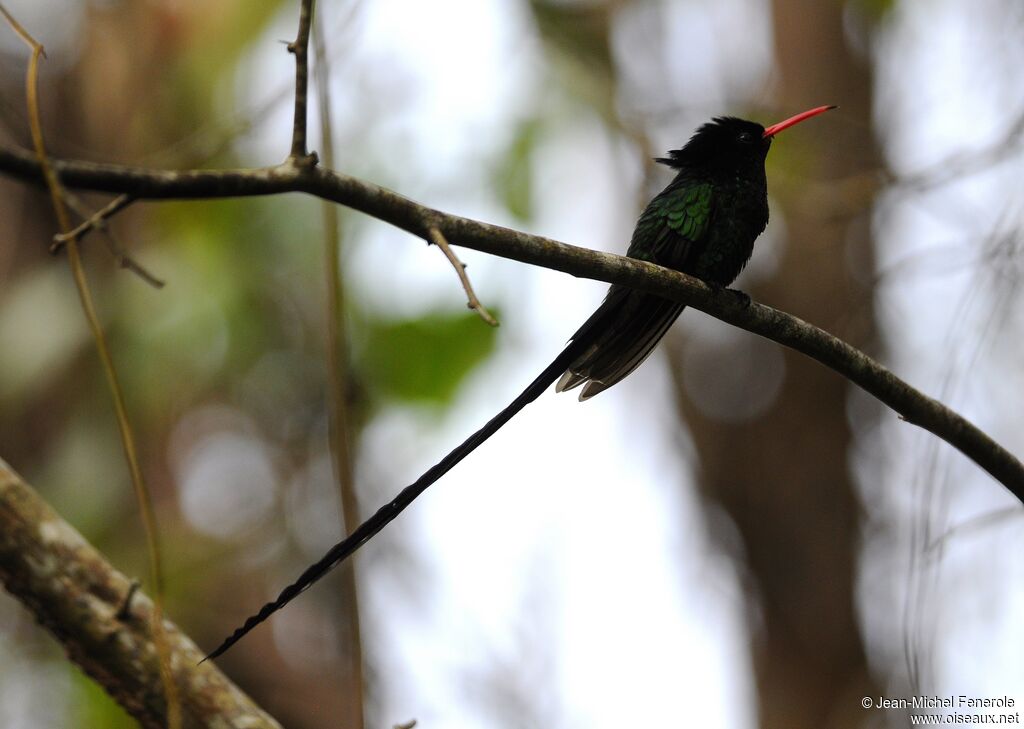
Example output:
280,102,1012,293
656,117,770,174
656,106,835,175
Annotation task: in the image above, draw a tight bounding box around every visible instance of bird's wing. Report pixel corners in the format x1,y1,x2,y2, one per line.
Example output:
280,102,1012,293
557,181,715,399
627,180,715,267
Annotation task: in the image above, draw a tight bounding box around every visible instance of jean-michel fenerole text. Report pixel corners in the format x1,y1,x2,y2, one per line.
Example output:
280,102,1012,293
872,696,1016,710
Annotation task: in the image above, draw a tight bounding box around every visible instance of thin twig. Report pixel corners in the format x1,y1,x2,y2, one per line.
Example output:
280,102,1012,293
925,506,1023,555
106,246,165,288
141,0,365,169
313,9,367,727
53,193,165,288
428,226,499,327
0,4,39,51
288,0,316,162
53,193,133,248
0,146,1022,500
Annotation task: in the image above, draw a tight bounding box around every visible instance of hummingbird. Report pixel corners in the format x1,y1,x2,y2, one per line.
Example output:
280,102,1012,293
205,105,835,661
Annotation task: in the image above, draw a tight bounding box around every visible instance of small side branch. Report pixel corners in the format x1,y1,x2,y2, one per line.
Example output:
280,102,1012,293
52,194,164,288
52,193,134,249
287,0,316,162
428,226,499,327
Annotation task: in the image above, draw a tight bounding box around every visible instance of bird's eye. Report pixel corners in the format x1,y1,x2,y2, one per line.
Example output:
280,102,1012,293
738,132,755,144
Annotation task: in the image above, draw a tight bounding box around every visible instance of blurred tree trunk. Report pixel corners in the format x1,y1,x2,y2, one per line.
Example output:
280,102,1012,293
667,1,881,726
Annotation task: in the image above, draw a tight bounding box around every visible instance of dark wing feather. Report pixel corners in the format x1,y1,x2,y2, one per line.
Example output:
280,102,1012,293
556,181,714,399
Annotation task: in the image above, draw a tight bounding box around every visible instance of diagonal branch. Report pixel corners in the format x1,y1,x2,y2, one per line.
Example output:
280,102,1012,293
0,144,1021,502
0,457,283,729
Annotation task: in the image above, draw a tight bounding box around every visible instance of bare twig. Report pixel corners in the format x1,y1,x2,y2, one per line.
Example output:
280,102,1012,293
313,10,366,727
53,193,134,248
428,226,499,327
105,245,165,288
0,4,38,50
141,0,365,169
53,193,165,288
925,506,1023,555
288,0,316,162
0,145,1022,502
0,458,283,728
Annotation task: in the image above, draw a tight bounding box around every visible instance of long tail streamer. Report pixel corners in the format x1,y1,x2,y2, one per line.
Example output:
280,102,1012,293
203,334,594,662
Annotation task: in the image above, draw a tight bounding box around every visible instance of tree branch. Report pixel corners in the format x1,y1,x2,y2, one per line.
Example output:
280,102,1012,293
0,143,1022,501
0,457,283,729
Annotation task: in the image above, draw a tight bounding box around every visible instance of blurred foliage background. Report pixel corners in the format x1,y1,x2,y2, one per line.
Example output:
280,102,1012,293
1,0,1022,727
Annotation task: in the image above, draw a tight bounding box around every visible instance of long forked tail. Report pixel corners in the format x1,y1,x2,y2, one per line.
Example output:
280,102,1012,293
203,334,593,662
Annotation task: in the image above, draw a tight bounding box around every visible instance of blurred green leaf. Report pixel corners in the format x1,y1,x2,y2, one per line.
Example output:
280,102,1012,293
362,310,500,406
69,664,137,729
849,0,897,23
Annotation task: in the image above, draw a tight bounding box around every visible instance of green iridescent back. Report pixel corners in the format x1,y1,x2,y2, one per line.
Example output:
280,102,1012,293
627,169,768,287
